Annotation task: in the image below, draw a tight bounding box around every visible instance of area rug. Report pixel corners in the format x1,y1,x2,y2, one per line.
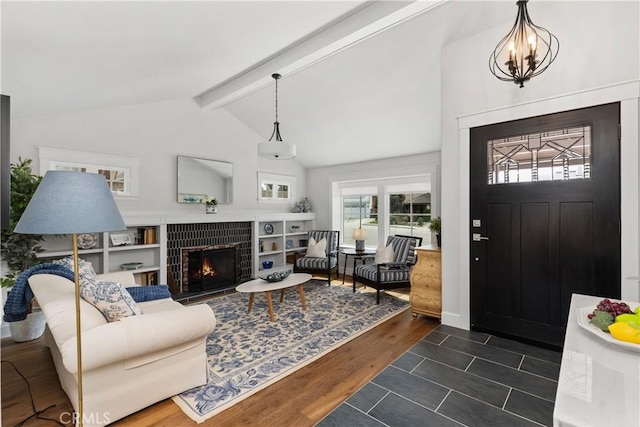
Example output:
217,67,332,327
172,281,409,423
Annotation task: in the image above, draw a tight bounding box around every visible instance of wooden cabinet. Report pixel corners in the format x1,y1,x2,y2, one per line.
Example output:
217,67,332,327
409,245,441,319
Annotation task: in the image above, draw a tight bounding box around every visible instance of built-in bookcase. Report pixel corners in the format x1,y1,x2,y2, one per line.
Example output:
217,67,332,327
37,224,167,284
254,213,315,276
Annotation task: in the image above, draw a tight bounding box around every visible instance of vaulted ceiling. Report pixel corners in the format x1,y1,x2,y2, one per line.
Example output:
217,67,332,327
1,1,522,168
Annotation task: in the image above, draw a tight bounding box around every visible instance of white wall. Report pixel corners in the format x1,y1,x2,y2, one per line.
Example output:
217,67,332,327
440,1,640,330
10,98,306,215
307,152,440,230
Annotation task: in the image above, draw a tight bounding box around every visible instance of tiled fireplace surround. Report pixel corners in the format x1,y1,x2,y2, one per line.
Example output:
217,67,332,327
166,222,253,293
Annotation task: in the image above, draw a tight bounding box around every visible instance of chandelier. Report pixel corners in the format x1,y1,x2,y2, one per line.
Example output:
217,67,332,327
489,0,559,88
257,73,296,160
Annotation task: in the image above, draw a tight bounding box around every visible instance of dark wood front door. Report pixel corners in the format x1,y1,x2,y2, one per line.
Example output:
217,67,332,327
470,103,620,348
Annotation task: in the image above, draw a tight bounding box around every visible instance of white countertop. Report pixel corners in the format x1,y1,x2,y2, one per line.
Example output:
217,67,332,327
554,294,640,427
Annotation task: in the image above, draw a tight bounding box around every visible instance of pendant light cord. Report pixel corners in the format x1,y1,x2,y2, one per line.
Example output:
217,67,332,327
269,73,283,142
274,75,279,123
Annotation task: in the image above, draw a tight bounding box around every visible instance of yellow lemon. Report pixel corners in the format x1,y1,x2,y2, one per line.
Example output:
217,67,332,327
608,322,640,344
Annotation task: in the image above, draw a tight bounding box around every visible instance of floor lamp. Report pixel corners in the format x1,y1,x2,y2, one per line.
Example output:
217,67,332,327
14,171,126,427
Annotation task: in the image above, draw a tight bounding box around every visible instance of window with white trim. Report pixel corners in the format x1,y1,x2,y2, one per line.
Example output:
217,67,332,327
387,183,431,244
257,172,296,203
342,188,379,247
39,147,139,198
336,176,432,248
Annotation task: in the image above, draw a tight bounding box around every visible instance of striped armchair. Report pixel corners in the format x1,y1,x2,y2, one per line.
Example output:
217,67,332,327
293,230,340,285
353,235,422,304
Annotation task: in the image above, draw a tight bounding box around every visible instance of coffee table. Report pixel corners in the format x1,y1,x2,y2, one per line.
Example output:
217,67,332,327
235,273,312,322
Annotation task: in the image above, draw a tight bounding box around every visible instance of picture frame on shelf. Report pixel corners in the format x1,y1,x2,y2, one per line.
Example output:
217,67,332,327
177,193,207,204
110,233,132,247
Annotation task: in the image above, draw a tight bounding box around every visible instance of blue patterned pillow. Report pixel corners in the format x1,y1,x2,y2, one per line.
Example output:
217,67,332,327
80,278,142,322
53,256,97,280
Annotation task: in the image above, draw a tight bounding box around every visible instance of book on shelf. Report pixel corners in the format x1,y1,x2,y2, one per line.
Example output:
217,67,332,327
138,227,157,244
141,271,158,286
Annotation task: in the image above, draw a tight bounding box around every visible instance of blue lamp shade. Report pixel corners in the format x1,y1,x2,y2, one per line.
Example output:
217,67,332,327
14,171,126,234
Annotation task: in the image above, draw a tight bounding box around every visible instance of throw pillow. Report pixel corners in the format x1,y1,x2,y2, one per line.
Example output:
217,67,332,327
305,237,327,258
374,243,395,264
80,278,142,322
53,256,97,280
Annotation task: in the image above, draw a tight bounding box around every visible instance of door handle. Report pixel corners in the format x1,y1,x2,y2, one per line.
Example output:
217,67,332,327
472,233,490,241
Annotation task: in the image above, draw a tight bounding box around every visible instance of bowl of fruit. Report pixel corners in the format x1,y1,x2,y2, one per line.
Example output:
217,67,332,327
580,298,640,351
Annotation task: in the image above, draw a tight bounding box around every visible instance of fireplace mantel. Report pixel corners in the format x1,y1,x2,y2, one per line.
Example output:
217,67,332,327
120,211,315,227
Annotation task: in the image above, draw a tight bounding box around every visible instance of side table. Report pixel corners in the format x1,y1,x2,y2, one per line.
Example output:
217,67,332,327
340,248,376,284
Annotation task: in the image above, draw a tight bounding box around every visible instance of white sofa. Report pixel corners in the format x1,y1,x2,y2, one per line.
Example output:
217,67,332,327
28,271,216,426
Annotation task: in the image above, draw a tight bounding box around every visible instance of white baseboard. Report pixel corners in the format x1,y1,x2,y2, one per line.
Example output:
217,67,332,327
440,311,469,330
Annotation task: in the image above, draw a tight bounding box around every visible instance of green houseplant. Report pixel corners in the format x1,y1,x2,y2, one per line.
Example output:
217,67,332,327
1,158,45,287
1,158,46,341
429,217,441,247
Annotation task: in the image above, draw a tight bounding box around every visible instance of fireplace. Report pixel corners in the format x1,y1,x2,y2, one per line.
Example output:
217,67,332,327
181,243,240,292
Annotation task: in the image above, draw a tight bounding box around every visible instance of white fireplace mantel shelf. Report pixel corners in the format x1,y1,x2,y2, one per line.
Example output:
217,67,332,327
120,211,316,227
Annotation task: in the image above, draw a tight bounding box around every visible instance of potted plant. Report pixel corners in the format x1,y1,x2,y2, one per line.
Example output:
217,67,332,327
429,217,441,248
1,158,46,341
205,198,218,214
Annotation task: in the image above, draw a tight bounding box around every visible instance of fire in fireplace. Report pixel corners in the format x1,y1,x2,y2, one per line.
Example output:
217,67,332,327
181,243,240,293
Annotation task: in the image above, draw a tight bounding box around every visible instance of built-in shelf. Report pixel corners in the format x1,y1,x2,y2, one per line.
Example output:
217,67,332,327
37,212,316,284
254,214,315,276
38,225,167,284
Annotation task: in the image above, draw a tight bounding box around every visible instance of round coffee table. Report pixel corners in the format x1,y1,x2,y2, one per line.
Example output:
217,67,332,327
235,273,312,321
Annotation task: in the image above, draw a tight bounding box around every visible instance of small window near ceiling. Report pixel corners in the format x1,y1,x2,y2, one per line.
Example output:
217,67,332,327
389,192,431,243
257,172,295,203
277,184,289,199
39,147,139,198
261,183,274,199
99,169,127,194
488,125,592,184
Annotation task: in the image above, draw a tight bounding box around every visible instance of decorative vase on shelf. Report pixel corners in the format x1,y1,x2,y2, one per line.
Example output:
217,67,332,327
302,197,311,213
205,198,218,214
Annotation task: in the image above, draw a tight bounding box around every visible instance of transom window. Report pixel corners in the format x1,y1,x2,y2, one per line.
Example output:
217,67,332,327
39,146,139,198
52,164,128,195
257,172,295,203
488,125,591,184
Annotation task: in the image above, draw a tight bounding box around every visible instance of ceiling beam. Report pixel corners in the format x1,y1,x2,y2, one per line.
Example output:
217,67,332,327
196,0,446,110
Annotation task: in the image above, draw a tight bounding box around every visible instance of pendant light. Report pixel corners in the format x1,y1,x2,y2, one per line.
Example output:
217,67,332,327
489,0,559,88
258,73,296,160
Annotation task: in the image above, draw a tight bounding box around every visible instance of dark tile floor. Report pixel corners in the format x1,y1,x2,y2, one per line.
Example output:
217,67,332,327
317,324,561,427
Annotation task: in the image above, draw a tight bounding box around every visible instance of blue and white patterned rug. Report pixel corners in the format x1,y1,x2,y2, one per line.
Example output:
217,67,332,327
172,281,409,423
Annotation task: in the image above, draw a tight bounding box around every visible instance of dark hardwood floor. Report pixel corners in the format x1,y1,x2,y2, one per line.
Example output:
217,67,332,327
1,281,438,426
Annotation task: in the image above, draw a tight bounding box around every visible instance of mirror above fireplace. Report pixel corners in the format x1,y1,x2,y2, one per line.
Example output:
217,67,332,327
177,156,233,204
